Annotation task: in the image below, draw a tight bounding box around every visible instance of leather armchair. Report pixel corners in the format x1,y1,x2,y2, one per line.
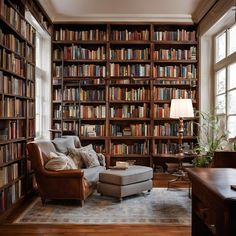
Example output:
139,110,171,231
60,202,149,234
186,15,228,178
27,140,95,206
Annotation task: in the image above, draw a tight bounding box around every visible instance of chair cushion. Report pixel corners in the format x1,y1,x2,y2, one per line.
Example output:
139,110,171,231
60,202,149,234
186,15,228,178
45,152,77,171
52,137,75,154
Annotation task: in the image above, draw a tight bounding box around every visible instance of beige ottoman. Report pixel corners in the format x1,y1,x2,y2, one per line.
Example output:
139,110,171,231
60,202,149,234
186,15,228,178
97,165,153,200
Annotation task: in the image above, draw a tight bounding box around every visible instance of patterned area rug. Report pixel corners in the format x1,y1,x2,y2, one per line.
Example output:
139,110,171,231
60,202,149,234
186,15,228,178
14,188,191,225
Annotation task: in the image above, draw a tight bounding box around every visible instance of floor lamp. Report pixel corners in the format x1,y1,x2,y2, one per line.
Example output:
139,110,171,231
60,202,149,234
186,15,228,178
170,98,194,155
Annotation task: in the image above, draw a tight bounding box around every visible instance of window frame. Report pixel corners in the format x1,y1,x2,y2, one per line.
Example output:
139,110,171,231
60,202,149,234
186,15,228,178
214,23,236,138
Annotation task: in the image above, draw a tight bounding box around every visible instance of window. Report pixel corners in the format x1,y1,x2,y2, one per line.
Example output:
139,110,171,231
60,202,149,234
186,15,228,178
214,23,236,138
26,12,51,140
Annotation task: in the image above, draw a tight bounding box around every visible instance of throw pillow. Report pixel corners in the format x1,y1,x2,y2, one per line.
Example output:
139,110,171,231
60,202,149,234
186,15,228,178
52,137,75,154
79,145,100,168
45,152,77,171
62,135,82,148
67,147,85,169
97,153,106,166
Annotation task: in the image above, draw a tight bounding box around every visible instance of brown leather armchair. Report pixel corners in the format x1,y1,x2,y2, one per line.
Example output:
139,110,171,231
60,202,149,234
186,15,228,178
27,140,95,206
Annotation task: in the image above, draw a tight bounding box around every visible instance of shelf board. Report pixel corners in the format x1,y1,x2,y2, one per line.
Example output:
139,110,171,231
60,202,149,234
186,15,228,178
0,176,25,191
110,40,150,44
0,67,25,80
80,136,106,140
153,60,197,64
53,59,107,63
0,157,26,168
153,136,197,140
109,118,150,121
110,136,151,140
152,40,198,45
110,59,151,63
52,40,107,44
110,154,150,158
109,100,150,104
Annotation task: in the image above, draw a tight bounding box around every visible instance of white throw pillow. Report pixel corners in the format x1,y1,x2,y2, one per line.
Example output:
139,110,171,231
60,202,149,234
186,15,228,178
45,152,77,171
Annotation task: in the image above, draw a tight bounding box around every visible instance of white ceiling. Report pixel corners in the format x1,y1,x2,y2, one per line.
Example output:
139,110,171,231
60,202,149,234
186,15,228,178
38,0,217,23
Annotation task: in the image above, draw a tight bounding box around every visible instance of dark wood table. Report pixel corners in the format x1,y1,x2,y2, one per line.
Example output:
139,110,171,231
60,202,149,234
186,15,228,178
187,168,236,236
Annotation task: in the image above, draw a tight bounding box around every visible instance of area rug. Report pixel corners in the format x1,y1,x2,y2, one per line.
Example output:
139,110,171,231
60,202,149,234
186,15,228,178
14,188,191,225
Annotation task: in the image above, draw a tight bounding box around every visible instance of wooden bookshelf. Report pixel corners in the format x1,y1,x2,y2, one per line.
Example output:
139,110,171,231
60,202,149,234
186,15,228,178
0,0,35,221
51,23,199,168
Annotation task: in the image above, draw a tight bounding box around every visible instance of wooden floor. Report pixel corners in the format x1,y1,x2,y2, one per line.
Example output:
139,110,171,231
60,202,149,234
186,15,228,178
0,173,191,236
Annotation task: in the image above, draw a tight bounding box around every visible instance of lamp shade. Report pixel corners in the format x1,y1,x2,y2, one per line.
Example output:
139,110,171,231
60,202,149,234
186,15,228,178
170,99,194,118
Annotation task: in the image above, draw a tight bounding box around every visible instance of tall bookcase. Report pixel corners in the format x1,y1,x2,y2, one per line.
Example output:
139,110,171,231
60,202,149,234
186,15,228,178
51,23,198,167
0,0,35,220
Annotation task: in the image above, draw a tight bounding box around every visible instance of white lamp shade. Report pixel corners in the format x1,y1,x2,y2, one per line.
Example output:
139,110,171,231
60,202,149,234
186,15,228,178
170,99,194,118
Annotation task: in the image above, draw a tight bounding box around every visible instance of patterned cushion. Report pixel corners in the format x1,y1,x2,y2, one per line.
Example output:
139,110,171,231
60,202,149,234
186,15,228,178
97,153,106,166
52,137,75,154
67,148,85,169
79,145,100,168
45,152,77,171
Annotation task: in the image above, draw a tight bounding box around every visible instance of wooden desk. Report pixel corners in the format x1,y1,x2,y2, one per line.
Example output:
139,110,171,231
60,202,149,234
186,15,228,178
187,168,236,236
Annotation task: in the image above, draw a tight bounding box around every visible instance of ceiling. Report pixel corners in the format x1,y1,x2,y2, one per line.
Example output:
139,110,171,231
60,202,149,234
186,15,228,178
38,0,217,23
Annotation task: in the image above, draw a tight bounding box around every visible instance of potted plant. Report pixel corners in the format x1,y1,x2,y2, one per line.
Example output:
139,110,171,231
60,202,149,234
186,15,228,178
193,110,228,167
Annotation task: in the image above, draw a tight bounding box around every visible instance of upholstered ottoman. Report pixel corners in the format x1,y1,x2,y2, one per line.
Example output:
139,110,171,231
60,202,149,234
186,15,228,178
97,165,153,200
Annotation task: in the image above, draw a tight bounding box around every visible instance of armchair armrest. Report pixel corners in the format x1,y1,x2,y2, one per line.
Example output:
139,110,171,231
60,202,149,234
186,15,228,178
40,169,84,178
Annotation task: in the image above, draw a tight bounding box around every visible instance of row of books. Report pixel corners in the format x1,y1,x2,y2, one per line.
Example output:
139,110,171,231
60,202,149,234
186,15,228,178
28,119,35,137
26,63,35,81
26,45,34,63
110,48,150,60
0,142,25,164
0,163,19,187
54,65,106,78
0,29,24,56
153,64,197,79
110,124,150,136
153,87,196,100
79,88,105,101
54,28,107,41
153,30,196,41
153,47,197,61
153,104,170,118
0,72,26,96
26,81,34,98
110,29,150,41
80,124,105,137
0,0,36,45
0,98,26,117
28,101,35,117
0,49,24,77
53,46,106,60
110,63,151,76
153,121,194,136
54,28,196,43
80,105,106,118
0,180,22,212
154,78,196,86
4,120,25,139
153,141,195,154
111,142,149,155
110,78,149,85
110,104,150,118
62,105,79,119
109,87,150,101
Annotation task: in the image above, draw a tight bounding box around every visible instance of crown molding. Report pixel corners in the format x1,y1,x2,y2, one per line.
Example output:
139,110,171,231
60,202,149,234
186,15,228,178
38,0,56,21
52,13,193,23
192,0,217,23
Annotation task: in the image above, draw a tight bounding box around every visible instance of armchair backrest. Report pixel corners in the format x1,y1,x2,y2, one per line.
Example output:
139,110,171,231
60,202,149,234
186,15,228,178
27,140,57,172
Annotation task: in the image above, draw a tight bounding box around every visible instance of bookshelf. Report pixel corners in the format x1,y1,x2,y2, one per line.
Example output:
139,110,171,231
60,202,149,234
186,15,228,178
51,23,198,168
0,0,35,220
